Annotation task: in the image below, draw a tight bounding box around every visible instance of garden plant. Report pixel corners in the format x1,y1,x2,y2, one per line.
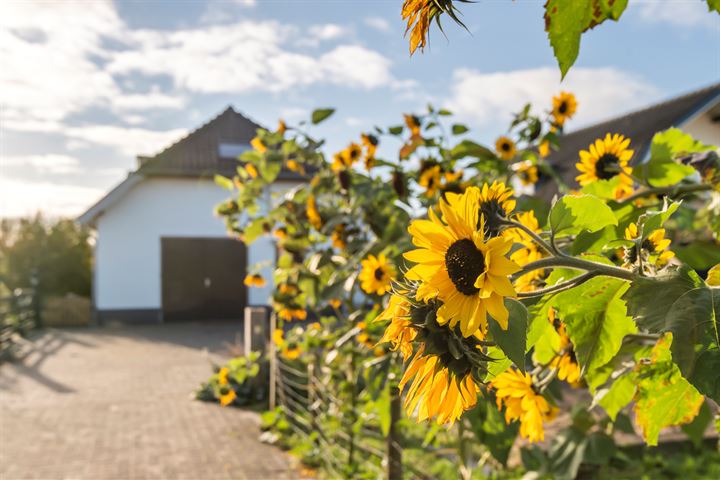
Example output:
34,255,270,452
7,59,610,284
208,2,720,478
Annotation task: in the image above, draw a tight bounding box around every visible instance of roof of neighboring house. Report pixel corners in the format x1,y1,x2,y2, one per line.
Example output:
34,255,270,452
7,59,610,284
78,106,307,226
537,83,720,198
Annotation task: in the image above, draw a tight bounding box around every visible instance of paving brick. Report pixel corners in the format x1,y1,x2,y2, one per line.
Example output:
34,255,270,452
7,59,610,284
0,323,299,480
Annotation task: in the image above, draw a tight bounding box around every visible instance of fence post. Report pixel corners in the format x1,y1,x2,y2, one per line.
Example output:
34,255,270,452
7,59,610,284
387,386,402,480
268,311,277,410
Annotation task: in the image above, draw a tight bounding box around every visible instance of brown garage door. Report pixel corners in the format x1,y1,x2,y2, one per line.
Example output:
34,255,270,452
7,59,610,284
161,237,247,322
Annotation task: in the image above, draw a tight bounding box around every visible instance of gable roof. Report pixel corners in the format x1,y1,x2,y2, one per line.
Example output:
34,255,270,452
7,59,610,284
78,106,306,227
536,83,720,198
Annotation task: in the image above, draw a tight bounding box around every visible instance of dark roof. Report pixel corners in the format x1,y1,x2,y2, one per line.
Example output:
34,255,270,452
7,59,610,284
137,106,307,181
536,83,720,198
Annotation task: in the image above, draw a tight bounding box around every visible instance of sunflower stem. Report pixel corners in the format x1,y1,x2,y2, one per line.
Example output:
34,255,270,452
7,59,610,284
499,218,556,256
517,256,636,282
619,183,711,204
516,271,598,298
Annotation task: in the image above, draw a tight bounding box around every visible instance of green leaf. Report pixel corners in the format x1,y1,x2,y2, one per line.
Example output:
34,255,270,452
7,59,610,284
634,334,704,446
579,176,622,200
545,0,628,78
214,174,234,190
310,108,335,125
466,400,519,466
488,299,527,371
637,128,712,186
681,400,712,448
451,123,469,135
707,0,720,13
554,277,636,374
583,432,616,466
243,217,267,244
484,346,512,381
637,200,680,239
595,372,636,421
387,125,403,135
688,346,720,403
450,140,495,160
259,157,282,182
376,384,391,436
437,108,452,116
549,195,617,236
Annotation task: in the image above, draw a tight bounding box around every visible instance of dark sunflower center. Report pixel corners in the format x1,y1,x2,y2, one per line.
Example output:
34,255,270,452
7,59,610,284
558,101,568,114
595,153,620,180
374,267,385,281
445,239,485,296
501,142,511,152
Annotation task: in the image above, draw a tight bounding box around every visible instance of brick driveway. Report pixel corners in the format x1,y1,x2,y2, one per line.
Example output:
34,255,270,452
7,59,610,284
0,323,297,480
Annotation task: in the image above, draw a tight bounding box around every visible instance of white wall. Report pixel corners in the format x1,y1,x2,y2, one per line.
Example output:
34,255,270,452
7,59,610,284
684,107,720,146
95,177,294,311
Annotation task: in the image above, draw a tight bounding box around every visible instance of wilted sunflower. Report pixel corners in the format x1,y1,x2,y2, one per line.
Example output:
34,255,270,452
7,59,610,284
548,309,581,386
405,186,521,337
551,91,578,126
278,307,307,322
576,133,634,199
623,222,675,268
514,161,539,186
402,0,463,55
399,346,481,425
491,369,557,443
419,165,442,197
244,273,266,288
377,293,416,361
502,211,545,293
359,254,396,295
306,195,322,229
478,181,517,236
404,114,422,137
331,223,347,249
495,136,517,161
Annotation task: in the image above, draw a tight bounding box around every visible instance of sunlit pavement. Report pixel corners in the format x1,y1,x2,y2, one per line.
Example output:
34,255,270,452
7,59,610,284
0,323,298,480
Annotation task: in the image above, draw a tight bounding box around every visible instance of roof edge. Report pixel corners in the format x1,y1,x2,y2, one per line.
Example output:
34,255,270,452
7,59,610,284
77,173,143,227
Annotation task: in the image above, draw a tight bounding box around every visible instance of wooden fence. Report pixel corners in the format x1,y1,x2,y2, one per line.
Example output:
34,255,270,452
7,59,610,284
0,288,40,359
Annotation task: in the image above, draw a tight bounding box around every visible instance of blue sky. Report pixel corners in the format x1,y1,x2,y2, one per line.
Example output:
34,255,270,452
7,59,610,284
1,0,718,217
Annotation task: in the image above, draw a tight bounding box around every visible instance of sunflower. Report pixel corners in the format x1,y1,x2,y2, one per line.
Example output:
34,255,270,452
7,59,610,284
278,307,307,322
274,227,288,240
250,136,267,153
551,91,578,126
623,222,675,267
359,254,396,295
331,223,347,249
399,346,481,425
219,389,237,407
244,273,266,288
495,136,517,160
548,309,581,386
286,159,305,175
329,298,342,309
245,163,258,179
306,195,322,229
277,119,287,135
491,369,557,443
404,186,521,337
478,181,516,236
419,165,442,197
282,345,302,360
377,294,416,361
576,133,634,199
502,211,545,293
278,283,299,296
514,161,539,186
218,366,230,386
538,139,551,158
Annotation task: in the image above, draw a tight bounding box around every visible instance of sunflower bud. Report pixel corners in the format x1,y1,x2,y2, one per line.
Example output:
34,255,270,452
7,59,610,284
392,170,407,198
337,169,351,191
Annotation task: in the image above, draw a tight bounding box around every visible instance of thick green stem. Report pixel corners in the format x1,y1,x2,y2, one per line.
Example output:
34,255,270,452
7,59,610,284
500,218,556,256
518,256,636,282
516,271,598,298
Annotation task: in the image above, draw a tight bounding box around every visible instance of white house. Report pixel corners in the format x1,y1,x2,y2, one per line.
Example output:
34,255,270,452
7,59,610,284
78,107,304,324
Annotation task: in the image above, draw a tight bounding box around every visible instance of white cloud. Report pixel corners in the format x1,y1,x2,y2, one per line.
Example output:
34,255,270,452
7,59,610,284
3,154,81,174
364,17,392,32
108,22,394,94
445,67,661,131
65,126,188,156
633,0,720,28
0,177,105,218
113,88,187,111
235,0,256,6
309,24,349,42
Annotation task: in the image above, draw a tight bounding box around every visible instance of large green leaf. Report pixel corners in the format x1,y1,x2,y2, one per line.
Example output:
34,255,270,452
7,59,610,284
624,265,719,400
553,277,636,374
488,299,528,371
544,0,628,78
450,140,494,160
595,372,636,421
633,334,704,446
708,0,720,13
549,194,617,236
636,129,712,186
